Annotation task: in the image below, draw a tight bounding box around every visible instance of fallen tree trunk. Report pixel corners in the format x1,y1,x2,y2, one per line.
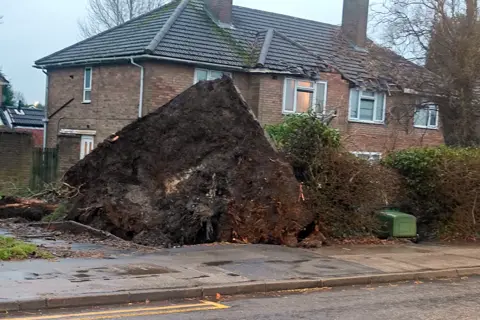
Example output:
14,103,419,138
0,197,56,221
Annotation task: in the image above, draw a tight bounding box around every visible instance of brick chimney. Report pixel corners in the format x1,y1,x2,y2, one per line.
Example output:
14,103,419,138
342,0,369,48
205,0,233,27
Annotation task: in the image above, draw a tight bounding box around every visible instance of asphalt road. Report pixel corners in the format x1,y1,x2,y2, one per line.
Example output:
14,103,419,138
6,277,480,320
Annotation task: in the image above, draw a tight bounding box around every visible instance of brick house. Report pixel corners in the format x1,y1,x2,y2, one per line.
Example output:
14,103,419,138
35,0,443,171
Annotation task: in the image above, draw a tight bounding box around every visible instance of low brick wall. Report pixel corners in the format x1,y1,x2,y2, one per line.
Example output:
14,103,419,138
0,129,33,191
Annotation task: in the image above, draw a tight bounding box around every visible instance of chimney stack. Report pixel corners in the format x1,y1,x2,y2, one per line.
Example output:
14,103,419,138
205,0,233,27
342,0,369,48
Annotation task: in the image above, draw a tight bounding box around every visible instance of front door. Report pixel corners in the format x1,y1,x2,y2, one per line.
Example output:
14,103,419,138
80,135,94,159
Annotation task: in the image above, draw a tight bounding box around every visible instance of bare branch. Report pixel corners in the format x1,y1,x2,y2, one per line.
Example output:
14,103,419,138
372,0,480,146
78,0,170,38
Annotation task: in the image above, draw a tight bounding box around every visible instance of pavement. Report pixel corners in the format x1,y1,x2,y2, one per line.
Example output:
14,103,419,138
2,242,480,312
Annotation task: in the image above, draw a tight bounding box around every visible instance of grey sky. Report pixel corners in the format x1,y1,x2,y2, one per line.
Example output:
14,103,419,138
0,0,343,104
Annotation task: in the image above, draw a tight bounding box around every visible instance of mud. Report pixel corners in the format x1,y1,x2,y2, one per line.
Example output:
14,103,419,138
64,78,314,247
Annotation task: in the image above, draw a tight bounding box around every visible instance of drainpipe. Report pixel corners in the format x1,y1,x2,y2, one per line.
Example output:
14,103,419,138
42,68,49,150
130,58,144,118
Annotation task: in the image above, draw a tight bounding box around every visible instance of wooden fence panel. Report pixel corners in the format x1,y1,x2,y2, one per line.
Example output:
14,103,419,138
30,148,58,190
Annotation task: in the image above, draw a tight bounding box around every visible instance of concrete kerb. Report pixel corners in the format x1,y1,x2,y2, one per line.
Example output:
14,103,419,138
2,267,480,312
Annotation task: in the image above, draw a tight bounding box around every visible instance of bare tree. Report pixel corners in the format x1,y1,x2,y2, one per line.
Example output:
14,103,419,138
373,0,480,146
78,0,170,38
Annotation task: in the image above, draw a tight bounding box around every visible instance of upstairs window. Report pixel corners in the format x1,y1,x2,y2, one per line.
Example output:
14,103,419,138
349,89,386,123
83,67,92,103
283,79,327,114
194,68,232,83
414,103,438,129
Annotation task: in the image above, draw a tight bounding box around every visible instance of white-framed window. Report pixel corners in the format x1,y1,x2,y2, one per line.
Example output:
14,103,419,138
80,135,94,159
352,152,382,162
83,67,92,103
194,68,232,84
349,89,386,123
414,103,438,129
283,78,327,114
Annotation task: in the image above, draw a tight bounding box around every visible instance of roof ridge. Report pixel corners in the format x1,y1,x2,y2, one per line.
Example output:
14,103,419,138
35,1,180,66
257,28,274,67
145,0,190,54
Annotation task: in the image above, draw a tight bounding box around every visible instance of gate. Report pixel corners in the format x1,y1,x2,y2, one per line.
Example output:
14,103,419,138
30,148,59,190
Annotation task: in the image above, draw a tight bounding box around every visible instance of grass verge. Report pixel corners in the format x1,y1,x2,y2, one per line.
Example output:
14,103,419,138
0,236,53,260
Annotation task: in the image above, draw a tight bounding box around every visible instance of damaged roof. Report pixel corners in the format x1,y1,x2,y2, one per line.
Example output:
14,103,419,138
35,0,432,91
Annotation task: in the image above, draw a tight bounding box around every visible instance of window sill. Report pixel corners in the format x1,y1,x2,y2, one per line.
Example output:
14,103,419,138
82,101,91,104
414,125,438,130
282,111,325,116
348,119,385,125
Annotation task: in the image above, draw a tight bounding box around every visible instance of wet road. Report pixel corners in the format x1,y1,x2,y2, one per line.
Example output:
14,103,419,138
5,277,480,320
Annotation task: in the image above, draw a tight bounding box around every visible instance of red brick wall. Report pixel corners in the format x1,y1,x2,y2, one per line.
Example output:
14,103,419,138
47,64,140,150
0,129,33,190
341,94,444,153
47,62,251,169
47,62,444,169
252,72,444,153
57,135,81,175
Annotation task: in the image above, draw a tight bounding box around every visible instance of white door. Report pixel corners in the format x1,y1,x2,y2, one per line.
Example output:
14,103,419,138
80,135,95,159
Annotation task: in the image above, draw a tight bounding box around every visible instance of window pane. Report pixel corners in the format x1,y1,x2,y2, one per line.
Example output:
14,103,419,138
209,71,224,80
84,68,91,89
414,107,428,126
362,90,375,97
296,90,313,113
284,79,295,112
84,90,91,102
315,83,326,113
349,89,359,118
359,99,374,120
297,80,313,88
196,70,208,82
375,93,385,121
429,108,438,126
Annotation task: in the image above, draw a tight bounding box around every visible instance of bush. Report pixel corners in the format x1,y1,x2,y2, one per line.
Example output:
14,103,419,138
384,147,480,238
267,113,401,238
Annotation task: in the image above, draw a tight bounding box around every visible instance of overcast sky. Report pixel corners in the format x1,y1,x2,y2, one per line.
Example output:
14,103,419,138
0,0,344,104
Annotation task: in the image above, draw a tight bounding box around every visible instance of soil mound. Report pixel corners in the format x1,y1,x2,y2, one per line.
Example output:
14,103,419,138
64,78,314,247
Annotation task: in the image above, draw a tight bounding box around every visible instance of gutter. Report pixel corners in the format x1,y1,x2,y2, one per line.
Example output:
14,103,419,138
130,58,145,118
35,55,246,72
41,68,48,150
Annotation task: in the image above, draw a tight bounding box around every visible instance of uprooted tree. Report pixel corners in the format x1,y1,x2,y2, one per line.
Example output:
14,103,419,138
373,0,480,147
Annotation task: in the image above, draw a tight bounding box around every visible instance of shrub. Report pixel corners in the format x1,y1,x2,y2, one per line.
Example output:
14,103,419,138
384,147,480,238
267,112,401,238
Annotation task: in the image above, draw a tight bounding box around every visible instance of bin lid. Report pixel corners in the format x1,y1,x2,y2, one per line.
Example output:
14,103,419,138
378,210,416,219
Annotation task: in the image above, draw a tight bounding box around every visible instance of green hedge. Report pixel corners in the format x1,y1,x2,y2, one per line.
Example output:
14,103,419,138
266,113,401,238
384,147,480,238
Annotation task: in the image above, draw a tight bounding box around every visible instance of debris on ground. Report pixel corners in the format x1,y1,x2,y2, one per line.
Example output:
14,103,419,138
64,78,316,247
0,196,56,221
0,218,156,258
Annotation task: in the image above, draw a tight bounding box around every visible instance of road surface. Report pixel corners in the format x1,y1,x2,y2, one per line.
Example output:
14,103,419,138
5,277,480,320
